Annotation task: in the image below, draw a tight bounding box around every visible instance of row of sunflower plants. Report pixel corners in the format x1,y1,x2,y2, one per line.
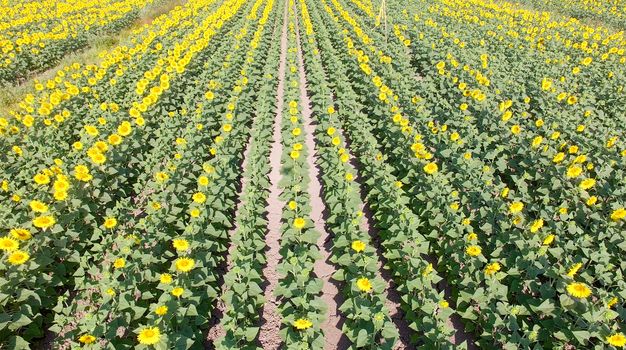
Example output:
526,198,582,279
0,0,155,84
319,0,625,348
0,0,255,346
273,2,326,348
293,3,400,348
210,0,282,348
300,0,458,347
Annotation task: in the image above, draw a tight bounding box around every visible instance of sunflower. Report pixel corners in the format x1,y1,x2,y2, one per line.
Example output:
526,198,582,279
175,258,195,273
160,273,173,284
104,217,117,229
0,237,19,251
155,305,168,316
423,162,438,175
530,219,544,233
351,240,365,252
172,239,189,251
192,192,206,203
566,282,592,299
137,327,161,345
10,229,31,241
606,333,626,347
466,245,482,257
579,178,596,190
356,277,372,292
8,250,29,265
171,287,184,297
113,258,125,269
29,200,48,213
484,262,501,276
293,318,313,330
78,334,96,344
293,218,306,229
611,208,626,222
33,215,56,229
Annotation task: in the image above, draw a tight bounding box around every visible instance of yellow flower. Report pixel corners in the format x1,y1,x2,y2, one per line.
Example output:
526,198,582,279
438,300,449,308
192,192,206,203
423,162,438,175
511,125,521,134
292,128,301,136
293,318,313,330
422,263,434,276
327,106,335,114
137,327,161,345
290,150,300,159
579,178,596,190
85,125,99,137
155,305,168,316
467,232,478,241
198,176,209,186
34,173,50,185
74,165,92,182
587,196,598,206
611,208,626,221
223,124,232,132
466,245,482,257
108,134,122,145
172,239,189,251
10,229,31,241
484,262,501,276
351,240,365,252
104,217,117,229
356,277,372,292
567,263,583,278
606,297,619,309
606,333,626,347
113,258,125,269
345,173,354,181
566,165,583,178
175,257,195,272
501,187,509,198
566,282,591,299
78,334,96,344
190,208,201,218
33,215,56,229
160,273,173,284
543,234,555,245
155,172,169,182
293,218,306,229
171,287,184,297
0,237,19,251
509,202,524,214
530,219,544,233
105,288,116,296
117,121,132,136
288,201,297,210
8,250,29,265
553,152,565,163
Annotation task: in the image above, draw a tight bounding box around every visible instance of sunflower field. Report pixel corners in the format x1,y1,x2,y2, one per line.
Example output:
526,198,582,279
0,0,625,348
